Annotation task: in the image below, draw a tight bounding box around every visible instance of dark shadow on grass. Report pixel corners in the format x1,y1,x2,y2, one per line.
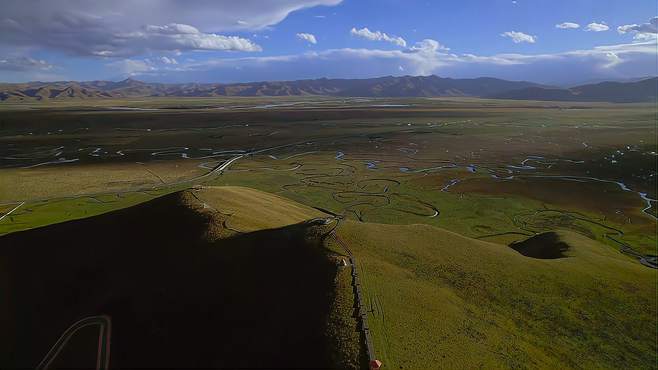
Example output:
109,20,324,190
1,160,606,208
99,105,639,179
509,231,570,259
0,191,341,368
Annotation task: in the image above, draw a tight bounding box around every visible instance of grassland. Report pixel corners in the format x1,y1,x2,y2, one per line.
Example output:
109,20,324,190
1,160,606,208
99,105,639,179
332,222,656,369
0,96,655,368
190,186,326,233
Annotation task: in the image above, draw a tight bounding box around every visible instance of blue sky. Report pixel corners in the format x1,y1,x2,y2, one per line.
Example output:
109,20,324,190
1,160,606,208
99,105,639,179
0,0,656,85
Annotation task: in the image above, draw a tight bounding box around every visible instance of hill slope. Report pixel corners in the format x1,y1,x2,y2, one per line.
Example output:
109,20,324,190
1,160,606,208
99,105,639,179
333,221,656,369
492,77,657,102
0,188,361,368
191,186,326,232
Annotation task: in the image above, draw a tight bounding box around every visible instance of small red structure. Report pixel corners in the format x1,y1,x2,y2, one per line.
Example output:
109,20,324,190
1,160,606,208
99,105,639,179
370,359,383,370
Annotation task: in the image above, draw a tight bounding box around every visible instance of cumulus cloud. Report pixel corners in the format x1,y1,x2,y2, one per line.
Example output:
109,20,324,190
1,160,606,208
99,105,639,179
500,31,536,43
585,22,609,32
296,33,317,45
556,22,580,29
116,23,262,56
617,16,658,34
0,56,54,71
0,18,260,57
0,0,341,56
350,27,407,47
618,16,658,42
409,39,449,53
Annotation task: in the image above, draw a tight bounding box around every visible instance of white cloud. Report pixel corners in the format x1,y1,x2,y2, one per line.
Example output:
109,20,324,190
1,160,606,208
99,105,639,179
409,39,449,53
350,27,407,47
617,16,658,34
1,19,262,57
145,23,198,35
556,22,580,29
618,16,658,42
296,32,317,44
500,31,536,43
160,56,178,64
601,52,621,69
0,56,54,71
633,32,658,42
585,22,609,32
152,24,259,51
0,0,341,56
105,23,262,56
617,24,637,34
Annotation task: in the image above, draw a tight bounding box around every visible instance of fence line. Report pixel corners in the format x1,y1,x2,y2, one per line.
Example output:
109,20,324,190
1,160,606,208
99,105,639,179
331,233,378,366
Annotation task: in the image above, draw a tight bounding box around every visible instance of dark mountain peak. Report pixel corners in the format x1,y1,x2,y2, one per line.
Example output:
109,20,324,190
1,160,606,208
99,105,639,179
115,78,146,88
122,77,142,83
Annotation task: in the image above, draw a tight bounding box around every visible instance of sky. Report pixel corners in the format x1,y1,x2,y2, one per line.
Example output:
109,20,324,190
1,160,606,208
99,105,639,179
0,0,656,85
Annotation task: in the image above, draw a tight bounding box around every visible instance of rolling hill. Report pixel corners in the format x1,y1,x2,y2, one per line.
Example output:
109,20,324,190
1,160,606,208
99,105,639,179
1,186,655,368
335,222,656,369
0,75,544,101
491,77,658,103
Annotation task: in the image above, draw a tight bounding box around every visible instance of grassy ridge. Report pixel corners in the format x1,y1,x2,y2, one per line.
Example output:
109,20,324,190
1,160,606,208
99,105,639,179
192,186,325,232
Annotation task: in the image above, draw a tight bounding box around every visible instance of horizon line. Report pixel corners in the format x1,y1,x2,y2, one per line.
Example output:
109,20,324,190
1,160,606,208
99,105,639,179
2,74,656,86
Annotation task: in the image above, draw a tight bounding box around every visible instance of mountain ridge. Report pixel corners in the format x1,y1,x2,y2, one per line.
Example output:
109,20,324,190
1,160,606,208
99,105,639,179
0,75,544,101
0,75,655,102
492,77,658,103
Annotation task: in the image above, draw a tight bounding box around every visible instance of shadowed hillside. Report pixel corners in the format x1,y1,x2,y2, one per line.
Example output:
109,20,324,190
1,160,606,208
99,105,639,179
0,189,361,368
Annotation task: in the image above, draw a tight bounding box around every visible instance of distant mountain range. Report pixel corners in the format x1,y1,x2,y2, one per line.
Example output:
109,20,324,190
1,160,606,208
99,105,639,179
0,75,655,102
492,78,658,103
